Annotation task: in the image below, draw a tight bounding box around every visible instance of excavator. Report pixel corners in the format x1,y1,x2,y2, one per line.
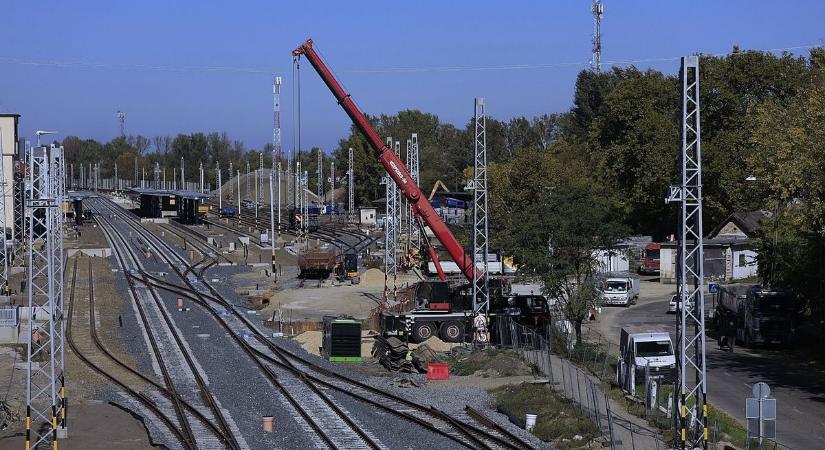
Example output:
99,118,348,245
427,179,450,201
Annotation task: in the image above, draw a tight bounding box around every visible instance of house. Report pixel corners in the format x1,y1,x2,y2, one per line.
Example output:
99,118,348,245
659,211,769,283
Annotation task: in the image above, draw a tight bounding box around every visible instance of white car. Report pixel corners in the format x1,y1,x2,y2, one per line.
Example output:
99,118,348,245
667,294,694,314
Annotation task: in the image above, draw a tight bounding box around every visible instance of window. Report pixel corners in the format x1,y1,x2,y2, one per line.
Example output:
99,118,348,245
738,253,746,267
635,340,673,357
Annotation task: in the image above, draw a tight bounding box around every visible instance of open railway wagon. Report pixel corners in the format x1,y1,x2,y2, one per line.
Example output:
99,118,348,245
297,248,338,279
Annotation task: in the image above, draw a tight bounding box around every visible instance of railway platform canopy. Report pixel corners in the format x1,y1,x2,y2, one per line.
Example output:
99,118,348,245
127,187,210,224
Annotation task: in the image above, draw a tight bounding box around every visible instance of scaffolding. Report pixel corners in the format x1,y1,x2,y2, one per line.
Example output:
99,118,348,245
472,98,490,315
666,55,707,450
26,145,67,449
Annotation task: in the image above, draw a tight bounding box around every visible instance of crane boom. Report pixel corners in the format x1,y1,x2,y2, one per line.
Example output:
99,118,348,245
292,39,478,283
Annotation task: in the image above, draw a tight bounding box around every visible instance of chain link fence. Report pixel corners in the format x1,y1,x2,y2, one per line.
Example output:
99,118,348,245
500,316,800,449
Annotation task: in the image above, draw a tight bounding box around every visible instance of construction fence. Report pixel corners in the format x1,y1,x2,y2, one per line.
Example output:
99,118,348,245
499,317,793,450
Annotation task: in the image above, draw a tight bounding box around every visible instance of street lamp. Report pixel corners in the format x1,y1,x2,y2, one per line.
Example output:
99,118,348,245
35,130,59,147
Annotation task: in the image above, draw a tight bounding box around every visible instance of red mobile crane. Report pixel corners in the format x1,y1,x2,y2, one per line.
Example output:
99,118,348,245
292,39,478,284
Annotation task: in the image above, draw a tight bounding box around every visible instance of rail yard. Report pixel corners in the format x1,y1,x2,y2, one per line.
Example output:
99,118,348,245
3,2,825,450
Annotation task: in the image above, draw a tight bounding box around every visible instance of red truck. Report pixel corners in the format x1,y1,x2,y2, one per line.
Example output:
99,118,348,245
637,243,661,275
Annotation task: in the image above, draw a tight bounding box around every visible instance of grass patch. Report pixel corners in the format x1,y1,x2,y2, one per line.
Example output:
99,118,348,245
492,383,600,448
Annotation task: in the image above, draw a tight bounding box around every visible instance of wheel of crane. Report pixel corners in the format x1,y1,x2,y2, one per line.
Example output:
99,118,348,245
411,321,436,343
439,321,464,343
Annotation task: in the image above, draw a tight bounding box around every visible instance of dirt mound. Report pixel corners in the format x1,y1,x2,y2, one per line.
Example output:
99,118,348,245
450,349,534,377
411,336,461,353
360,268,385,287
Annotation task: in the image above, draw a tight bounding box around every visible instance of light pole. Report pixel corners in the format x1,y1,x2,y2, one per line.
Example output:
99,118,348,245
35,131,58,147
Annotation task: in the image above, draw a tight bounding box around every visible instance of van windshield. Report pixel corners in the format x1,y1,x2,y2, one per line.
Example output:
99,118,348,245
606,281,627,292
635,340,673,357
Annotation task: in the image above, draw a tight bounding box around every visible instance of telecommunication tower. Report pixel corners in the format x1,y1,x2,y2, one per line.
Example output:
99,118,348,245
116,110,125,136
666,55,707,450
591,1,604,72
472,98,490,315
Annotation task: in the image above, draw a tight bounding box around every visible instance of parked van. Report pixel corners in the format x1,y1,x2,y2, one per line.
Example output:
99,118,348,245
617,327,676,393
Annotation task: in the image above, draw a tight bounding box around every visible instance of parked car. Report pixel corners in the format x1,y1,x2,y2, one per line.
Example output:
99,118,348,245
667,294,694,314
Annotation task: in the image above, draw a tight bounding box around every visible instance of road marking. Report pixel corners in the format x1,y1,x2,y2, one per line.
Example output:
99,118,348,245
793,407,802,414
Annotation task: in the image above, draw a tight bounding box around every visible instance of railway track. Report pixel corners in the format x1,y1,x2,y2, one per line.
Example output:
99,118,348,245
92,207,246,450
66,256,232,450
91,198,386,449
90,196,536,450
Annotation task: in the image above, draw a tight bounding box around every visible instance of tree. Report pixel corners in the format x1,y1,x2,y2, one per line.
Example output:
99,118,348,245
491,147,627,340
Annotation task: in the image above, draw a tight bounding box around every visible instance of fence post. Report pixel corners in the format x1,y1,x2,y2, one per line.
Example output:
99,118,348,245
605,391,616,450
576,367,584,413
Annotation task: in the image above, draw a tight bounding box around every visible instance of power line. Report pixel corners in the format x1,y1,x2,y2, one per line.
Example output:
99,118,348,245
0,43,819,76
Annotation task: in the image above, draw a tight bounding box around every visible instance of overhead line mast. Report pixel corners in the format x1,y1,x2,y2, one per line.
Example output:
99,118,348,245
666,55,707,450
292,39,478,283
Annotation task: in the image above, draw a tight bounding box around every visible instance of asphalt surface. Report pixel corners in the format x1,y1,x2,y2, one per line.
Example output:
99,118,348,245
591,278,825,450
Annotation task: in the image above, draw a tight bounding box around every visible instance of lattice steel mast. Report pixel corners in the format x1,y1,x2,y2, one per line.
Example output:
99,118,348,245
591,0,604,72
273,76,283,227
316,149,323,206
347,147,355,223
406,134,420,250
666,55,707,450
26,144,67,449
383,137,399,300
472,98,490,315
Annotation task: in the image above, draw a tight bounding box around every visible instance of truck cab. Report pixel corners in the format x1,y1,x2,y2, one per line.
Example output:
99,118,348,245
601,274,640,306
617,328,676,393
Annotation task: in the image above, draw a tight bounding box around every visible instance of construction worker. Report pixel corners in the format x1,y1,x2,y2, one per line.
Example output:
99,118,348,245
473,312,489,346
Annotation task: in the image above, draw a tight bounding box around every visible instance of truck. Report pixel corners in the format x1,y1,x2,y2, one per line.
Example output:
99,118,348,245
715,285,796,347
637,242,661,275
616,327,676,394
380,279,551,343
600,272,640,306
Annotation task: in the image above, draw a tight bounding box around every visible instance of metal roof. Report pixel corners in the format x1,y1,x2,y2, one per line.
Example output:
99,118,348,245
127,187,209,199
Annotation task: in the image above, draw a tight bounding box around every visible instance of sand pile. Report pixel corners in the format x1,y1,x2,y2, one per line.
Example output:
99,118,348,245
360,268,385,287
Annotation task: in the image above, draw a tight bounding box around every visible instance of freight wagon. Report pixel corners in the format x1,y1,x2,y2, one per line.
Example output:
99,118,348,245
297,249,337,279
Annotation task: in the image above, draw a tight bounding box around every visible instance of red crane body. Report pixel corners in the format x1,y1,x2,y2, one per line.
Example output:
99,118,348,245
293,39,478,283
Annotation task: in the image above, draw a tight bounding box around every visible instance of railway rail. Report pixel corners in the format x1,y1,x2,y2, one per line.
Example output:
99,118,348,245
89,196,535,449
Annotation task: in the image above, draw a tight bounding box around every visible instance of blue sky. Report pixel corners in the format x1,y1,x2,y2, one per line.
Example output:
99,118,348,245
2,1,823,153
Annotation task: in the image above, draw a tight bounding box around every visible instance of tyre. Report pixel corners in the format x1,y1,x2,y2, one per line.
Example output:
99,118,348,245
411,321,436,343
439,321,464,343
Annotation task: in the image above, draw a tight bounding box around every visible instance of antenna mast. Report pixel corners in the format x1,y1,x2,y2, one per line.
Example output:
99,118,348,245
591,0,604,72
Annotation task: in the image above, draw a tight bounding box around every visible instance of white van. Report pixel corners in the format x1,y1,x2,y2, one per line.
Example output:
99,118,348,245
617,328,676,394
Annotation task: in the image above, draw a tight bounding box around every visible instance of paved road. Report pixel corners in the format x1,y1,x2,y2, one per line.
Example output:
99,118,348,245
590,278,825,450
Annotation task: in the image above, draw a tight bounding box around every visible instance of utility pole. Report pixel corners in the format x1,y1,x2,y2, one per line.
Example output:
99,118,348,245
348,147,354,223
472,98,490,315
162,167,166,190
666,55,707,450
180,157,185,190
591,0,604,72
133,156,138,188
236,170,241,220
199,161,204,193
154,162,161,189
114,161,118,191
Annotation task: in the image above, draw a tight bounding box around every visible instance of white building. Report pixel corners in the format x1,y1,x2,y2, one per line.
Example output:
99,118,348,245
0,114,19,240
359,207,377,226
